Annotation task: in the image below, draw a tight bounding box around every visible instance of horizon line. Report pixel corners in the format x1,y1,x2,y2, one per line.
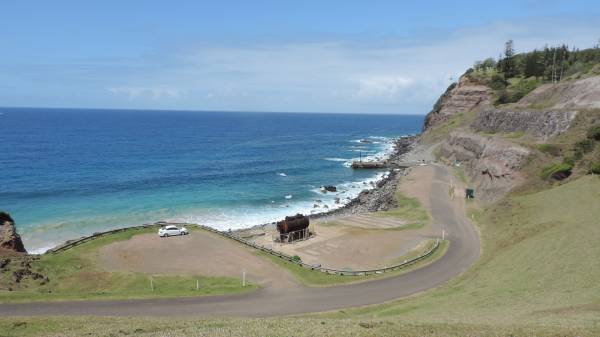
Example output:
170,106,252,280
0,105,427,116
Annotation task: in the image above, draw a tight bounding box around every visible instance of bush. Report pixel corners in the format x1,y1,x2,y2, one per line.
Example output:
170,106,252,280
489,74,508,90
541,162,573,180
587,125,600,141
563,156,575,166
591,162,600,174
574,139,595,153
495,89,510,105
291,255,302,262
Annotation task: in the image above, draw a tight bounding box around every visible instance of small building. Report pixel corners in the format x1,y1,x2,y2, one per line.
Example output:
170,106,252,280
465,188,475,199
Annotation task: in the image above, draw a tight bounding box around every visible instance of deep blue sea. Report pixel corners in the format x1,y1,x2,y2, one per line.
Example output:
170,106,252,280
0,108,423,252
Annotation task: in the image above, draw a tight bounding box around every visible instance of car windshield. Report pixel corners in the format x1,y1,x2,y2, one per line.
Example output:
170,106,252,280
165,226,177,230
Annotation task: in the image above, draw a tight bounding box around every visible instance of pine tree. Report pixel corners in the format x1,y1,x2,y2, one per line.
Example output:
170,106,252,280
502,40,517,78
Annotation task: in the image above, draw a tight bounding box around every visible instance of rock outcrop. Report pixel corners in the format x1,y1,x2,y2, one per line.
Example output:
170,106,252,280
516,76,600,110
423,76,490,131
0,212,27,254
441,132,530,203
472,108,577,140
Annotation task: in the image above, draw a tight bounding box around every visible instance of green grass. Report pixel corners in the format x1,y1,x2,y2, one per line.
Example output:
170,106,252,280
1,316,595,337
320,175,600,328
373,190,430,230
257,240,448,287
537,143,562,156
0,227,255,303
540,162,573,179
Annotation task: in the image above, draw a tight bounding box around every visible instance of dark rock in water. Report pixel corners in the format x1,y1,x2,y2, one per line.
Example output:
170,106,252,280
0,211,27,254
359,139,373,144
321,185,337,192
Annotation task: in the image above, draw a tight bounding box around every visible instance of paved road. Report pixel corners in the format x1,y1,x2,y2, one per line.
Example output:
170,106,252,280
0,164,480,317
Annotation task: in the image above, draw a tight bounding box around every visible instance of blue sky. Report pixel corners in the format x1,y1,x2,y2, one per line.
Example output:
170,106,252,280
1,1,600,114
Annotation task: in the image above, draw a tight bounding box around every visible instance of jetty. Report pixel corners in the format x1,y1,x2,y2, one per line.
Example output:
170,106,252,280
351,161,388,169
351,160,422,169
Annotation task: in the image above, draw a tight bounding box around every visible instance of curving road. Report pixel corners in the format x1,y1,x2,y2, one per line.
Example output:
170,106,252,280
0,164,480,317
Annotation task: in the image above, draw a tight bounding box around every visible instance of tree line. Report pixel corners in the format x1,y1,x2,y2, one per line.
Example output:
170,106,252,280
473,39,600,83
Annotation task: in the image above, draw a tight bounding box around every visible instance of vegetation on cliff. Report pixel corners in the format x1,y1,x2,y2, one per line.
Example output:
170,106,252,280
469,41,600,104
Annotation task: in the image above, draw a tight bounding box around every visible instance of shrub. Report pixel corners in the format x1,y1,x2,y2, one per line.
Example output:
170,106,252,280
514,78,539,96
587,125,600,141
291,255,302,262
563,156,575,166
575,139,595,153
537,144,561,156
489,74,508,90
541,162,573,180
495,89,510,105
591,162,600,174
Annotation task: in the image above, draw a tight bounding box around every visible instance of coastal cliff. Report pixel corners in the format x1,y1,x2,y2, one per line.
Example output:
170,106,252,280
423,76,491,131
0,212,27,254
422,59,600,203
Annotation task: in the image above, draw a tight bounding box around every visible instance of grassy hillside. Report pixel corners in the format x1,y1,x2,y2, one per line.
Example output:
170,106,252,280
0,316,592,337
324,174,600,329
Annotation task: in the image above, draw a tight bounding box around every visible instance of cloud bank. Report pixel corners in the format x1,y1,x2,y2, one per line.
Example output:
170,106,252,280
3,15,600,113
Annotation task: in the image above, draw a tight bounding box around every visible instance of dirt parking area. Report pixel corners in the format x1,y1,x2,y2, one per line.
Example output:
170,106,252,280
99,230,298,289
243,166,443,271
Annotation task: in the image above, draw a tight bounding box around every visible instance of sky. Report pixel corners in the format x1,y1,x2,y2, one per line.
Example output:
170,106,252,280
1,1,600,114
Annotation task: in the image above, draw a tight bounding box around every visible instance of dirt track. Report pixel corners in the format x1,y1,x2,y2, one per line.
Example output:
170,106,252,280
0,164,480,317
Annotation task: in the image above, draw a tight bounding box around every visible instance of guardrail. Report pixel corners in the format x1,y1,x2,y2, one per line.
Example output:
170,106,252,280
47,222,441,276
197,224,441,276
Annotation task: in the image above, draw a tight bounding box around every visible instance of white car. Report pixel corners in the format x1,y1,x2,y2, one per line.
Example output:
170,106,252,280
158,225,188,237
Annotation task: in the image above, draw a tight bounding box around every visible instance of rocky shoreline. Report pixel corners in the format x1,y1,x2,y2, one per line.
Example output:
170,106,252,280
235,134,419,234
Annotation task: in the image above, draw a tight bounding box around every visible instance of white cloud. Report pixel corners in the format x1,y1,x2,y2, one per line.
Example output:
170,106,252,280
355,76,415,101
107,86,185,100
98,16,600,113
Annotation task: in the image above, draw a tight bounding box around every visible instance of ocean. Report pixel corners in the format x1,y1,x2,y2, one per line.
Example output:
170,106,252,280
0,108,423,253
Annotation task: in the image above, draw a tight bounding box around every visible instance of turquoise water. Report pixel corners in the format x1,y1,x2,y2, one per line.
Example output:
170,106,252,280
0,108,423,252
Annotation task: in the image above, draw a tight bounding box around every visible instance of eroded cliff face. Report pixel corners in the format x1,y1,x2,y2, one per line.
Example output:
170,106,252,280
423,76,491,131
516,76,600,110
425,74,598,203
0,212,27,254
471,108,577,140
441,132,530,203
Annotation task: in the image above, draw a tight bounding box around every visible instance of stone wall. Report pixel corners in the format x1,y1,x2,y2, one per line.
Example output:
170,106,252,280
471,108,577,140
